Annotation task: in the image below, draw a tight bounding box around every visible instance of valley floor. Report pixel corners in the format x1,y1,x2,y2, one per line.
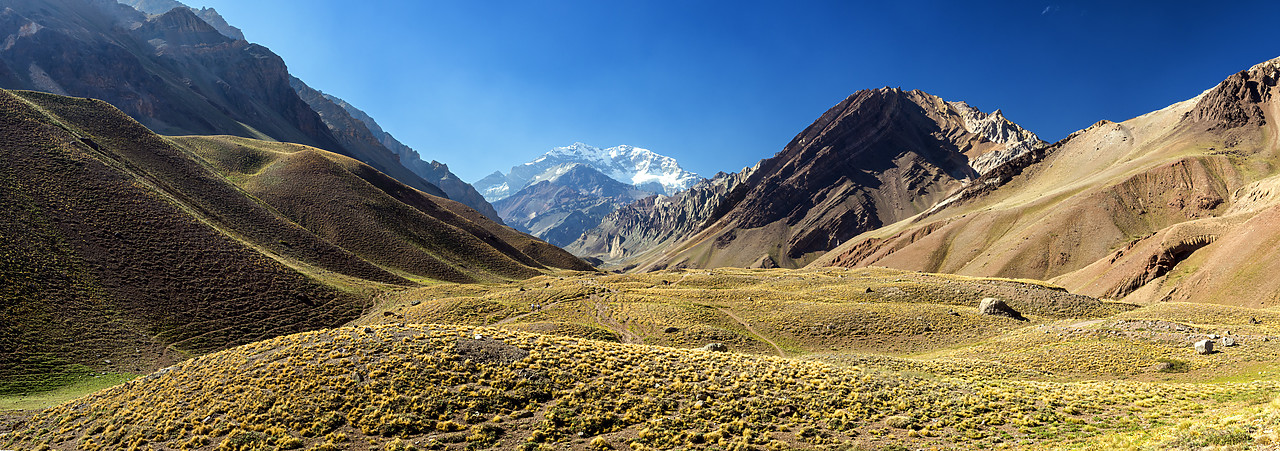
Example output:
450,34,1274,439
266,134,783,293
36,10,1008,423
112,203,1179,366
7,267,1280,450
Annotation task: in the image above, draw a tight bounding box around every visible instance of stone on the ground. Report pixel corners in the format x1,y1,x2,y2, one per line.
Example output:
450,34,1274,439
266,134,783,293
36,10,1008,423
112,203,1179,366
978,297,1026,320
1195,339,1214,355
700,343,729,352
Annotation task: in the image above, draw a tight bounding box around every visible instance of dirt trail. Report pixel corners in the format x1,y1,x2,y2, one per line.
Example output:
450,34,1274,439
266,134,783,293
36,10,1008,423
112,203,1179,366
1065,319,1105,329
717,307,785,357
490,300,564,327
594,295,641,344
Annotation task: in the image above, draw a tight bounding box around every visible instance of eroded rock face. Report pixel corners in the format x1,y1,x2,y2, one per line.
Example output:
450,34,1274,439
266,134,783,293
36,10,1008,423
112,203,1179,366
1189,57,1280,129
949,101,1046,174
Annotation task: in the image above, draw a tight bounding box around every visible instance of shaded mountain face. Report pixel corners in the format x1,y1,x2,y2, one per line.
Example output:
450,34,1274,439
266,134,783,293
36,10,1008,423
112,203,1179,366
812,56,1280,307
0,88,591,394
0,0,452,202
610,88,1043,271
320,91,502,223
288,77,447,198
493,164,651,247
121,0,244,40
474,142,702,201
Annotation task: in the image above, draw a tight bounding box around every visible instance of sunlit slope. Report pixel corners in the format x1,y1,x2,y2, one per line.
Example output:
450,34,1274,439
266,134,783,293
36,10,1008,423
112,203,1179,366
814,58,1280,306
5,324,1277,450
176,136,593,283
0,89,368,394
360,267,1132,356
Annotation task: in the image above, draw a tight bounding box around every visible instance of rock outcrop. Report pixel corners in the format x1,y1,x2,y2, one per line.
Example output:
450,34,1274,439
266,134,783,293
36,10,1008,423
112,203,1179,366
977,298,1026,321
1188,56,1279,129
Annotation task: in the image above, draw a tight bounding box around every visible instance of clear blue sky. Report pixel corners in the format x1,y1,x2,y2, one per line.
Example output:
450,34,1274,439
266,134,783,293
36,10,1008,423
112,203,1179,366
194,0,1280,182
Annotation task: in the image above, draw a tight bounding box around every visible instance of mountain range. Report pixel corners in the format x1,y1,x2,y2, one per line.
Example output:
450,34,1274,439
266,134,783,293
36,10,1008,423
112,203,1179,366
575,88,1047,270
812,57,1280,307
475,142,702,247
474,142,702,201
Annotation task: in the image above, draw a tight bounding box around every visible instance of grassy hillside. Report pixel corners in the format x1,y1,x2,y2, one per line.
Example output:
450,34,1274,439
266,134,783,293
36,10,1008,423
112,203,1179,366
0,88,590,396
4,323,1278,450
175,136,592,283
6,266,1280,449
0,89,369,394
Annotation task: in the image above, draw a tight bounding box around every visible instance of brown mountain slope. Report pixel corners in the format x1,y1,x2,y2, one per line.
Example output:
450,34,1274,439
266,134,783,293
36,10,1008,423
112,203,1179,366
176,135,594,282
813,57,1280,307
632,88,1043,271
319,90,504,223
0,89,368,394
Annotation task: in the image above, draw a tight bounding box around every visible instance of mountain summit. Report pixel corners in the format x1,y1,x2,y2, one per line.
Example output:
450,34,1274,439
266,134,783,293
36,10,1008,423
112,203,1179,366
474,143,701,201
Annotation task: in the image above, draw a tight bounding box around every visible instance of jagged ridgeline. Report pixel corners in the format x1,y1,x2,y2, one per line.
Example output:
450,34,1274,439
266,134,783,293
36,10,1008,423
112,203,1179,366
0,88,589,394
573,88,1044,271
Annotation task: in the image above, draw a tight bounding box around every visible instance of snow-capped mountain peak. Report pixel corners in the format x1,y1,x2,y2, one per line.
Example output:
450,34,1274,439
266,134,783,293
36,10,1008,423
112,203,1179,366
474,143,702,201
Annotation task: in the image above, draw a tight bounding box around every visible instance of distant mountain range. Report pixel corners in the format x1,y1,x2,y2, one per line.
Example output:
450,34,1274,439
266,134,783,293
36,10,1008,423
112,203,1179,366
493,163,652,247
576,88,1047,270
475,143,701,247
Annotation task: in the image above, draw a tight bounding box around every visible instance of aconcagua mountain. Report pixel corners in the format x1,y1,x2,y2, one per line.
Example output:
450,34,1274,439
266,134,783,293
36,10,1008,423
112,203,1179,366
588,88,1045,271
493,164,652,247
812,56,1280,308
474,142,701,201
475,142,702,246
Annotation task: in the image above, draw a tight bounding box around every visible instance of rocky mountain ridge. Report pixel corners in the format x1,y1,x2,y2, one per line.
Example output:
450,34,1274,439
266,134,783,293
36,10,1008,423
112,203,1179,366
121,0,243,40
810,55,1280,307
585,87,1042,271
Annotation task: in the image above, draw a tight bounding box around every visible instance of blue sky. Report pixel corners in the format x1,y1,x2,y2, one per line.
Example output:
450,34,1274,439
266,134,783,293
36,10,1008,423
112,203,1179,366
195,0,1280,182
